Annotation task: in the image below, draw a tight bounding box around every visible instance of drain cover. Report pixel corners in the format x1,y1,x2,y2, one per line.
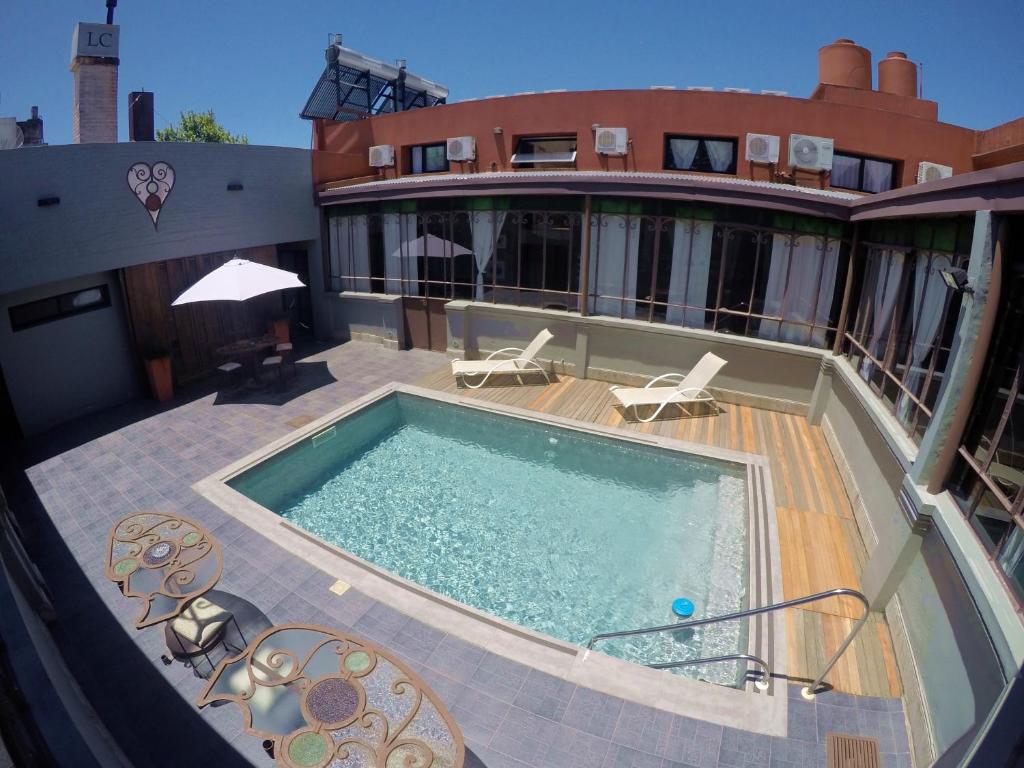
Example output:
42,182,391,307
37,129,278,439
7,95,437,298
827,734,881,768
286,414,316,428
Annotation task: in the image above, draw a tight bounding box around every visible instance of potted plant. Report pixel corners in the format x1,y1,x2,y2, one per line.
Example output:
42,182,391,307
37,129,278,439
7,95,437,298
267,312,290,344
142,344,174,403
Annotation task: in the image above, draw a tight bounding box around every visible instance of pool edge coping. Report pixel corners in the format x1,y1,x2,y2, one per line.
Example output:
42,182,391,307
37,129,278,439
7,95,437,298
194,382,789,736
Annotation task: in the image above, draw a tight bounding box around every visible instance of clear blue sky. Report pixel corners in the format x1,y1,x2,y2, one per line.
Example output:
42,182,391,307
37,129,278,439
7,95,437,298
3,0,1022,147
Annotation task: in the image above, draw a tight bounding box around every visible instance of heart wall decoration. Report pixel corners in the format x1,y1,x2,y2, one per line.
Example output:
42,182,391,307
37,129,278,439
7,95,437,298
127,161,175,229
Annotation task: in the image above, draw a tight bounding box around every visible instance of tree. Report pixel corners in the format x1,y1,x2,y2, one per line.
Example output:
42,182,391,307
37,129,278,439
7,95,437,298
156,109,248,144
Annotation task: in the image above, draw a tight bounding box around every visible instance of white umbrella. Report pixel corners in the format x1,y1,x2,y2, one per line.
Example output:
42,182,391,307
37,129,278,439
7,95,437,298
392,234,473,260
172,258,305,306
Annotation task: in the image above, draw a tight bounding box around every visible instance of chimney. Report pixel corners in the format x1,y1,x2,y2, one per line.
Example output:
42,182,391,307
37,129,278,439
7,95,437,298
878,52,918,98
17,107,44,146
128,91,154,141
70,22,120,143
818,38,872,90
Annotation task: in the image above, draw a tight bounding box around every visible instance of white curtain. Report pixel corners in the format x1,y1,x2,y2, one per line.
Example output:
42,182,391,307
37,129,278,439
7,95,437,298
759,235,840,346
666,219,713,327
704,140,734,173
589,214,640,317
670,139,699,170
860,249,906,377
863,158,894,193
997,527,1024,586
470,209,508,301
330,215,371,292
896,253,950,423
383,213,418,295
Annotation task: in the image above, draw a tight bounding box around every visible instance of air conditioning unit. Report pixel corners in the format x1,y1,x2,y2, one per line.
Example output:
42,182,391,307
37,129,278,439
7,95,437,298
745,133,780,164
917,161,953,184
789,134,834,171
0,118,24,150
594,127,628,156
368,144,395,168
446,136,476,161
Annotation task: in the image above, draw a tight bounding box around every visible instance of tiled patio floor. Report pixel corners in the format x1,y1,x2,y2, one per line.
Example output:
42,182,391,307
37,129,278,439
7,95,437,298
4,341,911,767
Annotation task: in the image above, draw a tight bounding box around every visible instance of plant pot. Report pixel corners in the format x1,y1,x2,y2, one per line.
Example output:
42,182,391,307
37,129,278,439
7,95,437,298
143,356,173,403
268,318,290,344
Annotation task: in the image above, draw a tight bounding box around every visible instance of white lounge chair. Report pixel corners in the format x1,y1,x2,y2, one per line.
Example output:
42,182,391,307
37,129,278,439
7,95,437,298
452,328,553,389
610,352,727,422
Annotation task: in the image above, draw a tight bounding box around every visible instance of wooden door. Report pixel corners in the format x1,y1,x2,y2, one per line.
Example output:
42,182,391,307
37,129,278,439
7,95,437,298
402,297,448,351
403,297,430,350
427,298,448,352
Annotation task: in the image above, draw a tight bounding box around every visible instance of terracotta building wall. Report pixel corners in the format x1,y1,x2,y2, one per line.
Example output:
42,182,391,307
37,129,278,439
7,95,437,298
313,89,978,191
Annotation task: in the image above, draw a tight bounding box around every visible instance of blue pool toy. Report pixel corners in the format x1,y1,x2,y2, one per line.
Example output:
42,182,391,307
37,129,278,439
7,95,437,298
671,598,695,618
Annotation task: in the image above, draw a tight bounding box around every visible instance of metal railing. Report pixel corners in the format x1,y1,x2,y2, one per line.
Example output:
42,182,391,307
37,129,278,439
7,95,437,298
648,653,771,691
585,587,870,699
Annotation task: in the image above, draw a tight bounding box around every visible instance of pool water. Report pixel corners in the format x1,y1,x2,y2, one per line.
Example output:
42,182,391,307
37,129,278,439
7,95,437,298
230,393,749,683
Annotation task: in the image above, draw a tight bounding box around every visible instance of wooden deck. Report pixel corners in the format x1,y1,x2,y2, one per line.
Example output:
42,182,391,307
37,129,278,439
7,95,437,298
415,368,901,698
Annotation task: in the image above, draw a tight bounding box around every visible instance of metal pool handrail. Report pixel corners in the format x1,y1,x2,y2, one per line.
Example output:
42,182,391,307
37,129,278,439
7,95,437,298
648,653,771,691
584,587,870,699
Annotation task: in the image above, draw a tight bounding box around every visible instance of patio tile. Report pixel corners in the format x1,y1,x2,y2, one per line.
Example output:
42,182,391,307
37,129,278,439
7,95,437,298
469,652,530,703
600,744,673,768
489,706,561,765
425,633,486,682
543,725,612,768
452,686,511,745
612,701,674,754
512,668,576,722
389,617,446,662
560,686,624,737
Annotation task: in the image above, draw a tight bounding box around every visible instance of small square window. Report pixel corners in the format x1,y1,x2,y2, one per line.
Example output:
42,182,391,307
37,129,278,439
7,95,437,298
510,136,577,169
9,285,111,331
831,152,896,193
409,143,448,174
664,136,737,174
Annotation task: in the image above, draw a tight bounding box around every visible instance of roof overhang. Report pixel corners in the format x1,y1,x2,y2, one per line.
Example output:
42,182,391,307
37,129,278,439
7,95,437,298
318,170,858,220
317,164,1024,223
849,160,1024,221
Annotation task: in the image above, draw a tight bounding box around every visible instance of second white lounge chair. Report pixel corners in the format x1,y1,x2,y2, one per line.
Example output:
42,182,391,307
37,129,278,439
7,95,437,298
452,328,554,389
610,352,727,422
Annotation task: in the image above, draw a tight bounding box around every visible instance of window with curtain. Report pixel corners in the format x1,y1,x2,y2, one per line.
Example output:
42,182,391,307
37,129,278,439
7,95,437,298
841,218,972,441
325,198,849,349
948,222,1024,605
409,143,448,174
830,152,897,193
663,135,737,174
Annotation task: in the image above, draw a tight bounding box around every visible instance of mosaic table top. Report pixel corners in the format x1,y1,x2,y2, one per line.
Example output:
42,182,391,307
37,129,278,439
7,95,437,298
196,623,464,768
105,511,224,629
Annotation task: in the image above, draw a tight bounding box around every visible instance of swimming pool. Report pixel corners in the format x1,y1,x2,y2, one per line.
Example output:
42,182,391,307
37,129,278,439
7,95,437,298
229,392,751,683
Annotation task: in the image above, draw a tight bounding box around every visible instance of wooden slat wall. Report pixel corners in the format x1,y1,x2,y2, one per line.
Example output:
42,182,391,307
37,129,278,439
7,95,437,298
122,246,280,383
415,368,902,698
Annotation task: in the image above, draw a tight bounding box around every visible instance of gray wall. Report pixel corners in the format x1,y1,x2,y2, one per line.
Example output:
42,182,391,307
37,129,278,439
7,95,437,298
0,271,138,434
820,361,1007,768
0,143,319,294
447,302,824,413
323,292,405,349
0,142,323,434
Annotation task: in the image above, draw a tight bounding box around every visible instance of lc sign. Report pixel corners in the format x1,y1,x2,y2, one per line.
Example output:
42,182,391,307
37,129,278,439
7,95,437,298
71,23,119,62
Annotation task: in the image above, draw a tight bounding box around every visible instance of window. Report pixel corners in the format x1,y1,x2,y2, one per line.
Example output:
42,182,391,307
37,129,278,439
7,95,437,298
841,217,972,441
324,198,848,349
586,201,847,345
510,136,577,169
409,143,448,174
830,152,896,193
948,220,1024,604
9,285,111,331
664,136,737,174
